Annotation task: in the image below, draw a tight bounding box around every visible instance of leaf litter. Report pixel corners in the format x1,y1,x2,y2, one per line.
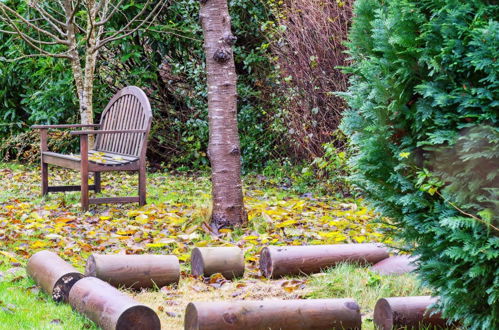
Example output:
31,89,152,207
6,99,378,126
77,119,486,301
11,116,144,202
0,165,392,328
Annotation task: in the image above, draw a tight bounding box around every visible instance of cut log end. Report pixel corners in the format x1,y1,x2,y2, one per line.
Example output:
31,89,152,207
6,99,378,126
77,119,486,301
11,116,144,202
373,298,393,330
259,247,273,278
191,248,205,278
85,255,97,276
52,272,85,303
116,305,161,330
184,303,199,330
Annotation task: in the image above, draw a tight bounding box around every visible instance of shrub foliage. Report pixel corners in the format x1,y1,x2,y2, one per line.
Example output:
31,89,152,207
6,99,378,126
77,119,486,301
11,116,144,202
341,0,498,328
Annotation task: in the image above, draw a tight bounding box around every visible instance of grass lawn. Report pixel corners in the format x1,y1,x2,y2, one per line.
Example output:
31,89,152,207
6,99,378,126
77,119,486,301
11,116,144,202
0,163,429,329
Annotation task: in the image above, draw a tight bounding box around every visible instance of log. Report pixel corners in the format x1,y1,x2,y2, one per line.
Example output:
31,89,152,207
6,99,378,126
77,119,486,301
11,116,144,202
85,254,179,289
26,250,84,302
260,243,389,278
184,298,361,330
191,247,244,279
371,255,417,275
374,296,456,329
68,277,161,330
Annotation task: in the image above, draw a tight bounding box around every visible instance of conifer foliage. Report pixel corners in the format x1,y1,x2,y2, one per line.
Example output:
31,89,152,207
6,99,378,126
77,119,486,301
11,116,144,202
341,0,498,328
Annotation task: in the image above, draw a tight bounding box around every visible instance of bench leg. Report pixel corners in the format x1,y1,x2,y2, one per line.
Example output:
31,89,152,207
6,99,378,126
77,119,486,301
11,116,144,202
41,162,48,196
94,172,101,193
80,135,89,211
81,167,89,211
138,167,146,206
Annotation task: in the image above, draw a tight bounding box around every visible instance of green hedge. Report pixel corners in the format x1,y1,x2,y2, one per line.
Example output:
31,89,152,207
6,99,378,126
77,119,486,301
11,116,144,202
341,0,498,328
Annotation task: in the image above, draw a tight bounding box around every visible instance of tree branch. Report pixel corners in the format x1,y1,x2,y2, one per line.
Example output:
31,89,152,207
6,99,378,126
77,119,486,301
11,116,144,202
0,3,67,44
96,0,166,50
29,3,67,37
94,0,125,27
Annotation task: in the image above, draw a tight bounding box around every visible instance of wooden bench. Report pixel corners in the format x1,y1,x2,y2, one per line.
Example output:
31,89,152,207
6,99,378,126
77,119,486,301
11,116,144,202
32,86,152,210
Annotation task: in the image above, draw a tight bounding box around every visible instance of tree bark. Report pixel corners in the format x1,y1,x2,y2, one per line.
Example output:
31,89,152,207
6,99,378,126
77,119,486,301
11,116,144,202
191,247,244,279
260,244,389,278
373,296,457,330
80,0,98,129
68,277,161,330
184,299,362,330
62,0,84,101
26,250,84,302
200,0,247,229
85,254,180,289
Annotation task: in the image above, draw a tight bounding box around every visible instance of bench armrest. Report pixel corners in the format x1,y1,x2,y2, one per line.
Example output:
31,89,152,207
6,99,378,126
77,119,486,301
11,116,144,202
70,129,146,135
31,124,101,129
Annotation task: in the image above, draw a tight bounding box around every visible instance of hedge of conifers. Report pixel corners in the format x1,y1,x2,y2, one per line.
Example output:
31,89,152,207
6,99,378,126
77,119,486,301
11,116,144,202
341,0,498,328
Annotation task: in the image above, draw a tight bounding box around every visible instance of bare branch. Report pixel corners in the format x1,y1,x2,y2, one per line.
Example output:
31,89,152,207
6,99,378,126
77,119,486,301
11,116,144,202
144,27,202,42
94,0,125,27
1,52,67,62
0,28,17,35
29,3,67,36
96,0,166,50
0,3,67,44
0,6,73,59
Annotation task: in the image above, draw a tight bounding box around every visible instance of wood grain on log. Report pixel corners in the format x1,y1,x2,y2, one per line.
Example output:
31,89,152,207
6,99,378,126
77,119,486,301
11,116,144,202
69,277,161,330
374,296,456,329
371,255,417,275
26,250,84,302
260,243,389,278
191,247,244,279
85,254,179,289
185,298,361,330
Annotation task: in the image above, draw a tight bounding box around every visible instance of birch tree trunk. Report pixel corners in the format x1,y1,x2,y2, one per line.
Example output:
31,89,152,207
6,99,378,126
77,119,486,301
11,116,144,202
200,0,247,228
80,0,97,128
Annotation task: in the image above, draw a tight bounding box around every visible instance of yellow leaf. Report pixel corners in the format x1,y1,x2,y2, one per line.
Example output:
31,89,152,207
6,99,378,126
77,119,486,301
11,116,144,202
353,235,366,243
244,235,260,240
399,152,410,159
276,219,297,228
428,187,437,195
0,250,20,263
30,212,43,221
127,210,142,217
100,215,112,221
146,243,168,248
136,214,149,223
30,241,49,249
178,253,190,262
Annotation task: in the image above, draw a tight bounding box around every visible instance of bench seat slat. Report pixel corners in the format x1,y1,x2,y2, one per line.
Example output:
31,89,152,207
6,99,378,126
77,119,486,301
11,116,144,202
43,151,138,166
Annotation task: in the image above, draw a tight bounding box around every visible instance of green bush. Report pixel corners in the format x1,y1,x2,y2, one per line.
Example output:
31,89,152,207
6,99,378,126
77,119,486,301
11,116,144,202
341,0,498,328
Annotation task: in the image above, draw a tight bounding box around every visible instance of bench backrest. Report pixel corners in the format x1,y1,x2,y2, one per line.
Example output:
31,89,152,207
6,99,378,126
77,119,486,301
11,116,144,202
95,86,152,158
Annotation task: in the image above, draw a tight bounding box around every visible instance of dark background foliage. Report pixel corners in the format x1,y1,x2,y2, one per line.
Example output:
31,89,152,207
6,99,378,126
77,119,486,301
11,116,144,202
341,0,498,328
0,0,354,177
0,0,286,172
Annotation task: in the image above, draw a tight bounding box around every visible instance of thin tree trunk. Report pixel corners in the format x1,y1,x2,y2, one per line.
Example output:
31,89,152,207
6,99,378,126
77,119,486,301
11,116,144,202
63,0,84,110
200,0,247,229
81,0,97,127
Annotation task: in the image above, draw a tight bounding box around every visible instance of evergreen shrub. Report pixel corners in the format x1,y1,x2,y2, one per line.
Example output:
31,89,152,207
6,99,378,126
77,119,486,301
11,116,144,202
341,0,498,328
